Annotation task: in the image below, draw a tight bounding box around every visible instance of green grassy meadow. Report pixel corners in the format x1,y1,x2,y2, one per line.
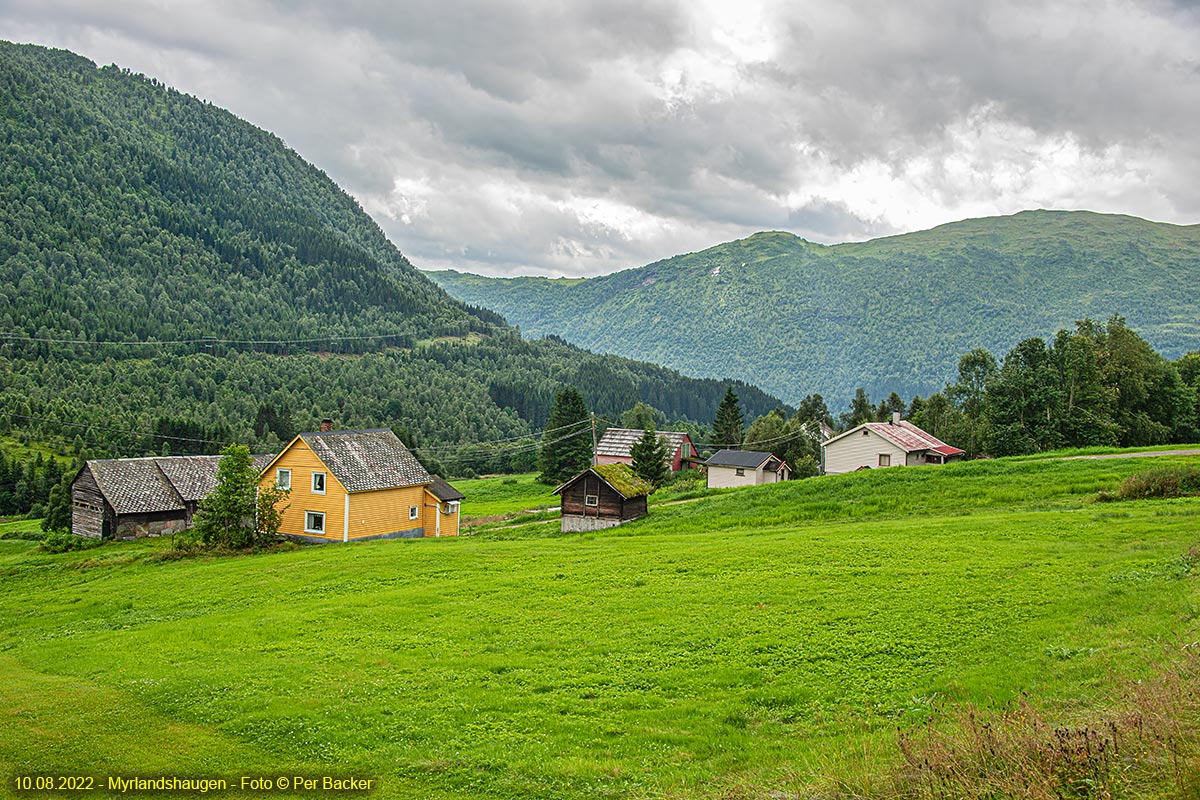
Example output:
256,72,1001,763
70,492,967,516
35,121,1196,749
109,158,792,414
1,455,1198,798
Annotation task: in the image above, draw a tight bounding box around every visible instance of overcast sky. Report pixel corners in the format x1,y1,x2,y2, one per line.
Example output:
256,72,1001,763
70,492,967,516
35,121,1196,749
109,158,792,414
3,1,1198,276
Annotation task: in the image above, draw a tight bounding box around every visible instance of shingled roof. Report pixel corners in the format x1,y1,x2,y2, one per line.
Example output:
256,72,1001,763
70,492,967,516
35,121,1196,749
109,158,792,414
86,454,276,515
595,428,691,458
428,475,465,502
703,449,782,469
297,428,432,492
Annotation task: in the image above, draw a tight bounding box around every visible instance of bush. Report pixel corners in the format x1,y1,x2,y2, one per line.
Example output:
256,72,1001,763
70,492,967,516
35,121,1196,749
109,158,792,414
1114,466,1200,500
0,529,48,541
41,532,104,554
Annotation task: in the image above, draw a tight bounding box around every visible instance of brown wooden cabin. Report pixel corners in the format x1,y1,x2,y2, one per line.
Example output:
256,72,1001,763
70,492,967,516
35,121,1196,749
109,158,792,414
552,463,653,533
71,454,273,539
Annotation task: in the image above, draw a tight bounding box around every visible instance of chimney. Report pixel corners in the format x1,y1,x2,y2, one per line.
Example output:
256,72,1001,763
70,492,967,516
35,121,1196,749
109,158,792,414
891,412,901,426
320,418,334,433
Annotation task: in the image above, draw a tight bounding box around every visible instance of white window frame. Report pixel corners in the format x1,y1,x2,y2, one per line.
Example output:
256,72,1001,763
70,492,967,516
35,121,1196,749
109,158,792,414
584,494,599,507
275,468,291,491
304,511,326,534
409,505,419,520
311,471,326,494
442,501,460,515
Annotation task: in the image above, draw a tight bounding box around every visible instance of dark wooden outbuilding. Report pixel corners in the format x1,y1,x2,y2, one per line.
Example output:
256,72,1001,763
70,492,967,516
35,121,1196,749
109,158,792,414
553,463,653,532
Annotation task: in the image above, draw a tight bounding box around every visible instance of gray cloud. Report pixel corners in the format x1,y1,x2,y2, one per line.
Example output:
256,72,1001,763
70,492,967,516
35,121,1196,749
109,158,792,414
2,0,1198,276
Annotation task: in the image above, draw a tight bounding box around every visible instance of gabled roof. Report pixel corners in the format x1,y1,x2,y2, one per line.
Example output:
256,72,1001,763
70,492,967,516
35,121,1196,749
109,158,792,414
552,462,654,499
595,428,691,458
294,428,432,492
703,449,781,469
84,453,276,515
156,454,275,502
823,420,965,456
428,475,465,502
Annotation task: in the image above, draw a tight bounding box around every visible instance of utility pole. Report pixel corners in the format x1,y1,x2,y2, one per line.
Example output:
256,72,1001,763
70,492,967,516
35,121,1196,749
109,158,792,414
591,412,597,465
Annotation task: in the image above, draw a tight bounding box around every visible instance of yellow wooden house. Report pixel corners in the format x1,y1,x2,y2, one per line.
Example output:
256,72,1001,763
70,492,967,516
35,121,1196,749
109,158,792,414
258,427,463,542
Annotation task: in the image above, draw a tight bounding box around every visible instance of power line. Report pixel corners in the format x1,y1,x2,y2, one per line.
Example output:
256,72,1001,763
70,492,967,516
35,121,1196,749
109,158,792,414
1,412,236,447
0,330,416,347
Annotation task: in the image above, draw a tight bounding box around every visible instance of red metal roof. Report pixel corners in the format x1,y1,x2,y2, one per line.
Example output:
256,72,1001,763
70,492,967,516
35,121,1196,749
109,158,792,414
858,420,961,454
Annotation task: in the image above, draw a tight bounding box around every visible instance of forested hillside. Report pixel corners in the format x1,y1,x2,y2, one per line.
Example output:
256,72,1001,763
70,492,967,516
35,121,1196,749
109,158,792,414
0,42,784,473
429,212,1200,403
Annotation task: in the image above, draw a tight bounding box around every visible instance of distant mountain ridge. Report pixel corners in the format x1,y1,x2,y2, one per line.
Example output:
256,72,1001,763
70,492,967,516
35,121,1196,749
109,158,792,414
0,41,784,465
428,211,1200,404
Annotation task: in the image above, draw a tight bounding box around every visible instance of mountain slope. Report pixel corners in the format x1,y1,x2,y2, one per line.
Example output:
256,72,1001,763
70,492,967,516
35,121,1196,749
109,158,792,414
429,211,1200,404
0,42,784,468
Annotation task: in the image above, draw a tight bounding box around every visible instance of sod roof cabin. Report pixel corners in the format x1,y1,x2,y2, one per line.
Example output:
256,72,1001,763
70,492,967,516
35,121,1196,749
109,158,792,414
552,463,654,533
72,454,275,539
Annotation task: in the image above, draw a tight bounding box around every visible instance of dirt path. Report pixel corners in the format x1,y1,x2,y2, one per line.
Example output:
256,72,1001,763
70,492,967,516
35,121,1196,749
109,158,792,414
1063,448,1200,460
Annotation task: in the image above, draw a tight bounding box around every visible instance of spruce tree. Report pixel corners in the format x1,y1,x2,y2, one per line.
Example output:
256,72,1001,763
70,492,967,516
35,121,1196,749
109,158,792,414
539,387,592,484
630,427,669,487
713,385,744,449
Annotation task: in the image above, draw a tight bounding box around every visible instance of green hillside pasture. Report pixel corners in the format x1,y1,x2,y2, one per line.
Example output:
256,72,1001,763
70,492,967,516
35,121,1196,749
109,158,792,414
454,473,555,520
0,456,1198,798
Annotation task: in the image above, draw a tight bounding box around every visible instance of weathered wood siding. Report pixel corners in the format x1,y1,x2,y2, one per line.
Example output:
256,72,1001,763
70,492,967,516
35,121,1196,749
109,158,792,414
560,476,625,519
823,429,908,474
71,465,108,539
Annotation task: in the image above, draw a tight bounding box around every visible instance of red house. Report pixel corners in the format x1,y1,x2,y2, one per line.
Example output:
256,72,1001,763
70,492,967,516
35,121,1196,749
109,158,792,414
593,428,697,473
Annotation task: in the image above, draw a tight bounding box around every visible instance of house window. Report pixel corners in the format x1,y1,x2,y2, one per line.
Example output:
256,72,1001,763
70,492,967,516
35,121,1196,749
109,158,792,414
584,494,599,507
304,511,325,534
276,468,291,491
736,468,745,476
409,505,419,520
442,501,459,515
878,454,891,467
312,471,326,494
861,430,870,436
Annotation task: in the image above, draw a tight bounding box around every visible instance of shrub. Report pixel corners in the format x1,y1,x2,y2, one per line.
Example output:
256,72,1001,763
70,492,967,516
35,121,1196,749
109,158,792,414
41,532,103,554
1114,466,1200,500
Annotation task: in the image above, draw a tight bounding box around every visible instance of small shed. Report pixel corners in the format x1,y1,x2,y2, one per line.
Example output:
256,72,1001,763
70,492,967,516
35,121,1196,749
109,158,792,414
553,463,653,532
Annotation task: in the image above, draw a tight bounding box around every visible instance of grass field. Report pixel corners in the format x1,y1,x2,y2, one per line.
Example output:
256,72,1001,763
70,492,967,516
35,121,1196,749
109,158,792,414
1,454,1198,798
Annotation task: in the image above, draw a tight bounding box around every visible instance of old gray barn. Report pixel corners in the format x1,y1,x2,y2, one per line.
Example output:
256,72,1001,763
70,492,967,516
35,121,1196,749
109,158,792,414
71,454,274,539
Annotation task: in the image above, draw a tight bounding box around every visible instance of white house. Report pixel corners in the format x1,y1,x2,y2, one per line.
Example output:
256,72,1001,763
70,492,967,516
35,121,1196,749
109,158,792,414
703,450,791,488
822,413,964,474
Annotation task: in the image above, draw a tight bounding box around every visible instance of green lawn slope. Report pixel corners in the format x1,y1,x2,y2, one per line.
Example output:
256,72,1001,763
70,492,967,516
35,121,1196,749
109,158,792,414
1,455,1198,798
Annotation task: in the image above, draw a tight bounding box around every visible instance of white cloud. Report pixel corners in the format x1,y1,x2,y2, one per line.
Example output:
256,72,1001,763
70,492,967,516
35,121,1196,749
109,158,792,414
2,0,1199,275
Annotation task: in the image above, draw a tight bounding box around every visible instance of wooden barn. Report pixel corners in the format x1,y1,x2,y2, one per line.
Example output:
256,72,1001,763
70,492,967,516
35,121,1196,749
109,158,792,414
553,463,653,532
71,454,274,539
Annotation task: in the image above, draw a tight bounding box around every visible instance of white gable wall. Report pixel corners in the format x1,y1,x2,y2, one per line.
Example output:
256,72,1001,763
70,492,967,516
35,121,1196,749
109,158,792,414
823,429,910,474
707,463,788,488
